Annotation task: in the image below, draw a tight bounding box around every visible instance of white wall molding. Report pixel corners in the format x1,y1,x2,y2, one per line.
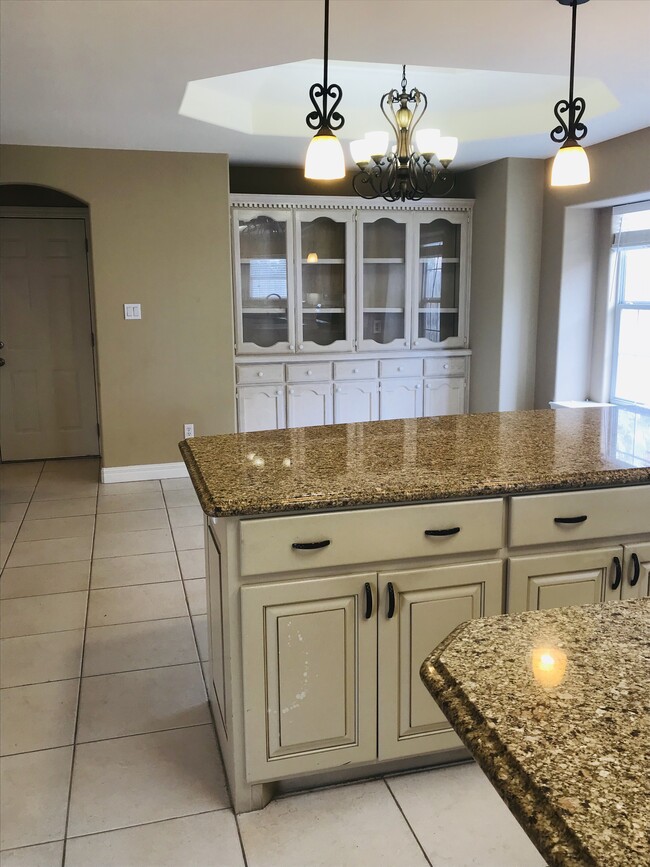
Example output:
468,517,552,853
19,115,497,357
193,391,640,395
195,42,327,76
101,461,189,484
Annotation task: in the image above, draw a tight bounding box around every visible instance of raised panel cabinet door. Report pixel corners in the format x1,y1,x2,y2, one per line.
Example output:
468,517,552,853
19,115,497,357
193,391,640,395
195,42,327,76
236,385,286,432
333,380,379,424
286,383,333,428
205,523,227,735
379,378,423,420
240,573,377,783
422,377,465,417
507,547,623,614
378,559,503,761
621,542,650,600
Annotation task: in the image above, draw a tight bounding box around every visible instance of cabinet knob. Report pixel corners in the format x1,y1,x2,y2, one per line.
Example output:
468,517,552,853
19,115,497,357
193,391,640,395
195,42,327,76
307,369,312,375
289,388,294,394
397,366,403,372
414,340,420,346
352,368,359,374
257,371,264,377
289,344,294,351
415,383,421,389
336,387,341,392
276,390,282,396
298,344,304,350
443,363,449,370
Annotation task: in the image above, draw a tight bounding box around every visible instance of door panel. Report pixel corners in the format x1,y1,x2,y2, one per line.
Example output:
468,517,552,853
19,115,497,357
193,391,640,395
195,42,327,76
622,542,650,600
379,378,423,420
333,381,379,424
423,377,465,417
286,383,332,428
236,386,286,432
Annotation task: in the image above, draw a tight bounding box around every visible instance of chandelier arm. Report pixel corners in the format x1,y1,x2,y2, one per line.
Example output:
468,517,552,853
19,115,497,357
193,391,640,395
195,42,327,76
325,83,344,131
307,83,326,131
571,97,588,140
550,99,571,142
352,169,382,199
380,94,401,149
408,91,428,145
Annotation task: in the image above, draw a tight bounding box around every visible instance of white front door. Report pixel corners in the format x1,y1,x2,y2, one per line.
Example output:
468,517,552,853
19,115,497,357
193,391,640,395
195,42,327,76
0,217,99,460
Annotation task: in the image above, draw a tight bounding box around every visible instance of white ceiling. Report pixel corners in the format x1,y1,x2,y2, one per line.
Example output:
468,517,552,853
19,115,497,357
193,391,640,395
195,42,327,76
1,0,649,170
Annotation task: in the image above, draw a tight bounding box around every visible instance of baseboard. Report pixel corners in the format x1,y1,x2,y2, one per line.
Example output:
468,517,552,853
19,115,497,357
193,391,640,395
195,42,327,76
101,461,189,484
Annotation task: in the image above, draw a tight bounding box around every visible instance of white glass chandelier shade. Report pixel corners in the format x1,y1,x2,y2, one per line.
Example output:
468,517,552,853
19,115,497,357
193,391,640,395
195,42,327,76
550,140,590,186
305,129,346,180
436,136,459,164
350,139,372,166
414,128,440,159
365,130,389,159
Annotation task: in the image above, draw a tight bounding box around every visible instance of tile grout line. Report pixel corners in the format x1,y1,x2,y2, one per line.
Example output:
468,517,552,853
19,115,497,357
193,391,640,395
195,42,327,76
0,461,47,579
383,777,435,867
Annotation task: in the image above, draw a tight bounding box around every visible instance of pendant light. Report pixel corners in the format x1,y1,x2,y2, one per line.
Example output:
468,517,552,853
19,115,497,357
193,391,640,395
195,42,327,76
550,0,591,187
304,0,345,180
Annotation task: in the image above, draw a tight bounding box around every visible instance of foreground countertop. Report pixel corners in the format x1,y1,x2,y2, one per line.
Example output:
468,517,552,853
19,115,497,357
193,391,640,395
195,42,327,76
179,407,650,517
420,598,650,867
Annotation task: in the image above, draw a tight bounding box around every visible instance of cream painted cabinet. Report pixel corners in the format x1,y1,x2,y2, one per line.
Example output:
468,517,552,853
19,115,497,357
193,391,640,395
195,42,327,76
423,377,465,417
621,542,650,600
379,378,423,420
378,560,503,760
236,385,286,432
333,380,379,424
286,383,333,428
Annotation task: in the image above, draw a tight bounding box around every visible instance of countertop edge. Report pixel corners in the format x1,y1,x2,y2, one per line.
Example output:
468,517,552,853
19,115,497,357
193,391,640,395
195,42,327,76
178,440,219,516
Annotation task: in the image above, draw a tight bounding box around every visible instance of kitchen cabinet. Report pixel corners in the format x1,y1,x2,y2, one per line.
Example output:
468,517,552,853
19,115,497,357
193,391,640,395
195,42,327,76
621,542,650,600
286,382,333,428
379,378,423,420
333,380,379,424
235,385,286,433
423,377,465,417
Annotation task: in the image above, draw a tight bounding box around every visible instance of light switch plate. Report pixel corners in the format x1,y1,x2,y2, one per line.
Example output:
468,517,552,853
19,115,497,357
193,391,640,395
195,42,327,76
124,303,142,320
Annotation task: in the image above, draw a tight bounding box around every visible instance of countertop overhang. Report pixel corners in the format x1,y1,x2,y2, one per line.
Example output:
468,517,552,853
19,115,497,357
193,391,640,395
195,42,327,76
179,407,650,517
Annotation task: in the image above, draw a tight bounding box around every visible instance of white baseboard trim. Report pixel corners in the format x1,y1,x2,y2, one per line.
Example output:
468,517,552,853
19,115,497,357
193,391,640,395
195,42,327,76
101,461,189,484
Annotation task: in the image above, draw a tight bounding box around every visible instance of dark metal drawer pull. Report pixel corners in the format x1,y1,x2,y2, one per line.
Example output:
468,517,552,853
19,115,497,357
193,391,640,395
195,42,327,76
612,556,622,591
291,540,331,550
425,527,461,537
554,515,588,525
364,582,373,619
387,581,396,619
630,553,641,587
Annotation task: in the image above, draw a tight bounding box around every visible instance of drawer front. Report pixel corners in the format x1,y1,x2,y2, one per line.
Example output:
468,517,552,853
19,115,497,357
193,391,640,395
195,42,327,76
286,362,332,383
509,485,650,548
379,358,423,379
236,364,285,384
240,498,504,577
423,357,467,377
333,360,378,381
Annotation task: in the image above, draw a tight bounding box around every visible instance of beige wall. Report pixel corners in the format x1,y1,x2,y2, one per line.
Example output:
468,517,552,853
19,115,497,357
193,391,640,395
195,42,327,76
1,145,235,468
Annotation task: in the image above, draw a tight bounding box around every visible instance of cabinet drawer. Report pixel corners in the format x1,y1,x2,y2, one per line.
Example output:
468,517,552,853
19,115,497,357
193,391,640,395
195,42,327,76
423,357,466,377
333,360,378,381
286,362,332,383
509,485,650,548
379,358,423,378
236,364,285,384
239,498,504,577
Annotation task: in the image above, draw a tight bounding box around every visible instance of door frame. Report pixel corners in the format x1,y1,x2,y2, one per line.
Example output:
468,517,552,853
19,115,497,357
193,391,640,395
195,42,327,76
0,205,102,460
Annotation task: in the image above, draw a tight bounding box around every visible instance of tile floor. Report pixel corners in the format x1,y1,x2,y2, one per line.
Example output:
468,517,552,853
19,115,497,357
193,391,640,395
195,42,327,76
0,458,546,867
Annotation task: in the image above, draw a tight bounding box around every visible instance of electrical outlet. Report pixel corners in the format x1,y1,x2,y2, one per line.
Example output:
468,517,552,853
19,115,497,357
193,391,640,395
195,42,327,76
184,423,195,439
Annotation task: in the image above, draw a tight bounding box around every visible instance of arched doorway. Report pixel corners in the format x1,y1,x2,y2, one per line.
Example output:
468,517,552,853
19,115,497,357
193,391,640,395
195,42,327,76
0,184,100,460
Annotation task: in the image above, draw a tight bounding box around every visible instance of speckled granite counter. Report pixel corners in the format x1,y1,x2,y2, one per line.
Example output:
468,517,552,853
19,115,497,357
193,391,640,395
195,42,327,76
420,599,650,867
179,407,650,517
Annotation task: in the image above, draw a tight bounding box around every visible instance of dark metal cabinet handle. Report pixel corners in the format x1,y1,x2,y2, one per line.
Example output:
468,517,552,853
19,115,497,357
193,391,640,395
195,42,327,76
424,527,461,537
386,582,396,619
630,553,641,587
291,540,331,550
364,582,373,619
612,556,622,591
554,515,588,525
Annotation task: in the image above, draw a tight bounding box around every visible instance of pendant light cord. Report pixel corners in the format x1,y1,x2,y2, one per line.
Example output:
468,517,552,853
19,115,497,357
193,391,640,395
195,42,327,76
569,0,577,110
322,0,330,120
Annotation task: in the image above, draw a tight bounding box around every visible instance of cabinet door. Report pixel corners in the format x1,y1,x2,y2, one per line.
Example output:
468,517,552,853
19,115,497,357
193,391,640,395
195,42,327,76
378,560,503,760
236,386,286,432
294,210,355,353
357,212,412,351
621,542,650,600
411,212,469,349
205,523,227,734
241,573,377,783
379,378,423,420
507,547,623,613
232,208,295,355
333,380,379,424
422,377,465,417
286,383,333,428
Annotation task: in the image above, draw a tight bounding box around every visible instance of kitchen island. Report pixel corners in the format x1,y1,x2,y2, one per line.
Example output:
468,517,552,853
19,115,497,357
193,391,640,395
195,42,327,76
179,407,650,812
420,598,650,867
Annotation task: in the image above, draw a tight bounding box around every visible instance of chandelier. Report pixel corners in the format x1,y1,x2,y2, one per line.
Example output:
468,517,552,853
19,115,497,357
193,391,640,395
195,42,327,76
351,66,458,202
550,0,591,186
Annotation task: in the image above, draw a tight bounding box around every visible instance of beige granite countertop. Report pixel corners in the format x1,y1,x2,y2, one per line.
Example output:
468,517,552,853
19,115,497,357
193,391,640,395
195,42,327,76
420,598,650,867
179,407,650,517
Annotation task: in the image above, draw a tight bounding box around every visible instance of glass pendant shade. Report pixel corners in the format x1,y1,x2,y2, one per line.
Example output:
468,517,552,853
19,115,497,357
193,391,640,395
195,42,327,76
350,139,372,166
305,128,346,180
365,130,389,159
550,139,590,186
415,128,440,158
436,136,459,163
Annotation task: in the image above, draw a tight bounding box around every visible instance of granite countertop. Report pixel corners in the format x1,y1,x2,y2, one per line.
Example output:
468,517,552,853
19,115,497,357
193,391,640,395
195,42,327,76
420,598,650,867
179,407,650,517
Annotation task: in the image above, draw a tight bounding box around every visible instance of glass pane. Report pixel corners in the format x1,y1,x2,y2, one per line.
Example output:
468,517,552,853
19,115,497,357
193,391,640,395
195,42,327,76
613,309,650,407
239,215,289,348
300,217,347,346
417,219,460,343
621,248,650,303
612,408,650,467
362,219,406,344
363,312,405,345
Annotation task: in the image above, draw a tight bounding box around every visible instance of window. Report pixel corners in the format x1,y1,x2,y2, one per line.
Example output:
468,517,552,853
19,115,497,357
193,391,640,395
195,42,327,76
610,205,650,409
248,259,288,301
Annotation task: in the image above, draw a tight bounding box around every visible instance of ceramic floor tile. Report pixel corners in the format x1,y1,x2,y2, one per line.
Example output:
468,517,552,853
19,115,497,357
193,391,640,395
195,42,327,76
184,578,207,616
192,614,209,661
1,680,79,756
0,561,90,600
95,491,165,514
0,840,64,867
92,528,174,559
5,536,92,569
77,662,209,742
64,810,243,867
0,462,43,483
83,617,198,676
67,726,229,837
94,509,169,535
1,523,20,564
90,551,180,589
0,592,87,639
16,516,94,543
171,524,204,551
163,488,200,509
387,764,546,867
0,630,84,688
25,497,97,520
167,505,204,529
0,503,28,523
86,582,187,627
238,780,429,867
40,459,98,482
31,482,98,502
161,477,193,492
98,481,161,497
0,747,73,849
177,548,205,580
0,488,36,505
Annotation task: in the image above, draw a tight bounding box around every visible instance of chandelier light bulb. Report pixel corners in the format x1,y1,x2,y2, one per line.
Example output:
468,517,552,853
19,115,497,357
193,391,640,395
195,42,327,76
550,139,590,186
436,136,459,164
350,139,372,167
364,130,389,160
415,128,441,159
305,127,346,180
